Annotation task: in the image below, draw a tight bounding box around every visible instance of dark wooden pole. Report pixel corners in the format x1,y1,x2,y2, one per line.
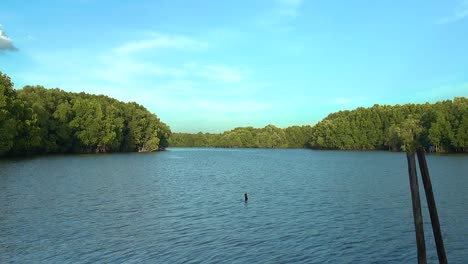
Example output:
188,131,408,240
407,152,427,264
417,148,448,264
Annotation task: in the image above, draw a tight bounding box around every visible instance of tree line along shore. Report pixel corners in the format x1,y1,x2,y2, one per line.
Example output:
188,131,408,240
1,71,467,156
170,99,467,152
1,72,170,156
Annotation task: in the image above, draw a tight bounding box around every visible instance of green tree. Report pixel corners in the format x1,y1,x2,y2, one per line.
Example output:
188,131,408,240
0,72,41,154
428,112,454,152
400,116,424,152
0,72,18,154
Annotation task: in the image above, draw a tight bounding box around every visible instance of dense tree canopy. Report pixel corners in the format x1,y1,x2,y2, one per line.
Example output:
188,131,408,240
170,99,468,153
1,71,466,154
0,72,171,156
1,72,40,154
308,100,467,152
170,125,314,149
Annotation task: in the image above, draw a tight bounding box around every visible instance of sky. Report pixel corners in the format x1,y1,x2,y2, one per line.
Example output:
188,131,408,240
1,0,467,133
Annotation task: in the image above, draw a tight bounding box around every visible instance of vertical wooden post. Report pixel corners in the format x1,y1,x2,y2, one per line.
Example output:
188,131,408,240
417,148,448,264
407,152,427,264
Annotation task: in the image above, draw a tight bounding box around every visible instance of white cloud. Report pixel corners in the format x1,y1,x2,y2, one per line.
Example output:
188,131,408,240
95,55,187,84
436,0,468,25
17,30,275,133
0,25,17,51
95,54,245,86
113,33,207,54
97,33,246,85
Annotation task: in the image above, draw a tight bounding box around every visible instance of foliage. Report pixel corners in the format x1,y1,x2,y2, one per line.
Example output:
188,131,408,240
308,100,467,152
0,71,171,156
170,99,468,153
0,73,41,154
170,124,313,149
1,71,466,154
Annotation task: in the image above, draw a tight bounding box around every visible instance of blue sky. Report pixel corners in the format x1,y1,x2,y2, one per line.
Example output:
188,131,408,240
1,0,467,133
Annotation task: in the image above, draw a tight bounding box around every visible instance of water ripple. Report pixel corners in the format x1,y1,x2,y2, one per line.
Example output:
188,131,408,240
0,149,467,263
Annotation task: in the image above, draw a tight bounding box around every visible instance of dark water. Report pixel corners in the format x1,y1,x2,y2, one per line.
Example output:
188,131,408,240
0,149,467,263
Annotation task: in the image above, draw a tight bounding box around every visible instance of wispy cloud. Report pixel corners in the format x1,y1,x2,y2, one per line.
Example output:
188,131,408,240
18,30,275,132
96,55,186,84
435,0,468,25
0,25,18,51
253,0,303,31
113,33,207,54
93,32,211,84
96,55,246,86
184,63,244,82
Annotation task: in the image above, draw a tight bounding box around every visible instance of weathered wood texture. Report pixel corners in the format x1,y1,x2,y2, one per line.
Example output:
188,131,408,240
417,148,448,264
407,152,427,264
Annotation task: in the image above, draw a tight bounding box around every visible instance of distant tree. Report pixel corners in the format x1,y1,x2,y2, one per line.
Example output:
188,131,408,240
428,112,454,152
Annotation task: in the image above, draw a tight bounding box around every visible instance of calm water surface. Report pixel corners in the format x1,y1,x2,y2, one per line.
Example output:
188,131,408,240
0,149,467,263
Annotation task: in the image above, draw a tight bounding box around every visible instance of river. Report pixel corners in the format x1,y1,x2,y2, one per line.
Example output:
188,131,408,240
0,149,466,263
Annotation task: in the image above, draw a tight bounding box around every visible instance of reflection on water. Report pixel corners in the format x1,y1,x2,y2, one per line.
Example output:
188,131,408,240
0,149,467,263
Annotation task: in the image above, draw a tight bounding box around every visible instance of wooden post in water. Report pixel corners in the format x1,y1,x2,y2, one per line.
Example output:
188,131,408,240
406,152,427,264
416,147,448,264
